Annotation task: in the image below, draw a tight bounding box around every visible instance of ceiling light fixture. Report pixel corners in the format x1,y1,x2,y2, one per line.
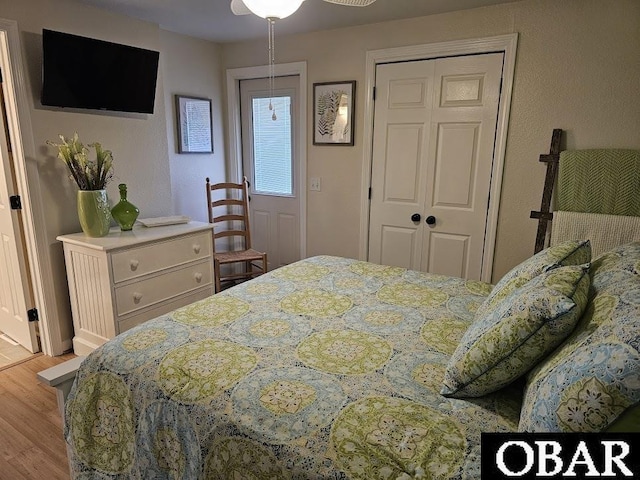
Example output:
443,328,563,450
242,0,306,19
241,0,306,120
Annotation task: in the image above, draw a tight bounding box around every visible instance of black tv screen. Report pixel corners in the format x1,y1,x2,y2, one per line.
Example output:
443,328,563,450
41,29,160,114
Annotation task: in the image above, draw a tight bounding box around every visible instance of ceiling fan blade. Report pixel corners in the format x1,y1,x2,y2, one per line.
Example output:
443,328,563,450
230,0,252,16
323,0,377,6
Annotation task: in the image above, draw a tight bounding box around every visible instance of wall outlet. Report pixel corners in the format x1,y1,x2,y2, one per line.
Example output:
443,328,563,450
310,177,321,191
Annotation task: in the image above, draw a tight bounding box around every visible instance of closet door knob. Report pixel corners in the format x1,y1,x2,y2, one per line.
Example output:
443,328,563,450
426,216,436,225
411,213,421,222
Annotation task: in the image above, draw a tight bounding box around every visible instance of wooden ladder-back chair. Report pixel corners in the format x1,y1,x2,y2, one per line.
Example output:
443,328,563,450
206,177,267,292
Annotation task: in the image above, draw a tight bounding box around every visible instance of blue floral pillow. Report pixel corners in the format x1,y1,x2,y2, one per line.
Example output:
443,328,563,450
441,264,590,398
519,242,640,432
476,240,591,320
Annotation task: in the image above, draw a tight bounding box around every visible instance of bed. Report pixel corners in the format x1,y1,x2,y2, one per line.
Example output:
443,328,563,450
64,242,640,479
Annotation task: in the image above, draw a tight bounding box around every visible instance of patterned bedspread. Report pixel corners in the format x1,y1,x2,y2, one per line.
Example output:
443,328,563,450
65,256,522,479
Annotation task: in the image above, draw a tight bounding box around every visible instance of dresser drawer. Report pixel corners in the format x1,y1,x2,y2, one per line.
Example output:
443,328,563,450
111,231,211,283
114,260,212,316
117,288,212,334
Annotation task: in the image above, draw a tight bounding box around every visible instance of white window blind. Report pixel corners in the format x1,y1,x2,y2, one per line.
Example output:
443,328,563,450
252,96,293,196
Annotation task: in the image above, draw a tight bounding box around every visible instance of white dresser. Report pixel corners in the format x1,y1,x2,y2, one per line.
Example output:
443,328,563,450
57,222,214,355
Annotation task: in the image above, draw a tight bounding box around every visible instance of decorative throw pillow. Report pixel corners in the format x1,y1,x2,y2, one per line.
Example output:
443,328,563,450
519,242,640,432
476,239,591,320
441,263,590,398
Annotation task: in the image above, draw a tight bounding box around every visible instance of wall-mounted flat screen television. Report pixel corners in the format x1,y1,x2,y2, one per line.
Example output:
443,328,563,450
41,29,160,114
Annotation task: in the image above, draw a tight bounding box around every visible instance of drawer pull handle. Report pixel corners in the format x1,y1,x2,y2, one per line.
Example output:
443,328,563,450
193,244,201,254
130,259,139,271
133,292,143,303
194,272,203,283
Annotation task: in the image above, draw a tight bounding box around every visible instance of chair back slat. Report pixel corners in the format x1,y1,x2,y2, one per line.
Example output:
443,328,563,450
211,199,244,208
213,230,249,240
213,214,246,223
210,181,245,191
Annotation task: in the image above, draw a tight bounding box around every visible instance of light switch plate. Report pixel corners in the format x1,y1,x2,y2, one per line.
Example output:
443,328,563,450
310,177,321,191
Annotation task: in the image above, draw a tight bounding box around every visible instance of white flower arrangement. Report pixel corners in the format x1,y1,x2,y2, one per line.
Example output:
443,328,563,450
47,132,114,190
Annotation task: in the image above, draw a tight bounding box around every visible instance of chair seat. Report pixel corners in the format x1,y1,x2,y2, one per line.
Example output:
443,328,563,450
214,249,266,265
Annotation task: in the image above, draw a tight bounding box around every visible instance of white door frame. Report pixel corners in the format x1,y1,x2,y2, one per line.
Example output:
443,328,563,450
226,61,307,260
0,18,63,355
359,34,518,283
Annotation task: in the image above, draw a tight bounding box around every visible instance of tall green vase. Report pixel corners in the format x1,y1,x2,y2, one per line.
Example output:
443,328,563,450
77,189,112,237
111,183,140,231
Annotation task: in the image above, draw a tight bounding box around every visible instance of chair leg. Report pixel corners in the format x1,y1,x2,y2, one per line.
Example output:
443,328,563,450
214,260,221,293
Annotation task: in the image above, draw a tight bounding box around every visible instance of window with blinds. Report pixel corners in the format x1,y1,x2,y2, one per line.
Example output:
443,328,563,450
251,96,293,196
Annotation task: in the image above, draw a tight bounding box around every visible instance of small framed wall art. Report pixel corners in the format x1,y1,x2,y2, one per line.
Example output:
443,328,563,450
313,81,355,146
175,95,213,153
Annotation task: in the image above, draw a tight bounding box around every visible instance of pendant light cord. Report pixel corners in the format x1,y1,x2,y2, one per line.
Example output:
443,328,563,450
267,17,277,120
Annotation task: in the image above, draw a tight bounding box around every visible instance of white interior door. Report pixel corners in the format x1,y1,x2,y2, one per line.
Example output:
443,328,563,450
240,76,301,269
368,53,504,280
0,73,38,352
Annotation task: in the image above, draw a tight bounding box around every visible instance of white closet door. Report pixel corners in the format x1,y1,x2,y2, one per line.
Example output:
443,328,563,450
369,53,504,280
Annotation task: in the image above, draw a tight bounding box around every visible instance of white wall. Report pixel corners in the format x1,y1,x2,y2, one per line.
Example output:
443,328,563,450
160,30,226,223
221,0,640,281
0,0,222,350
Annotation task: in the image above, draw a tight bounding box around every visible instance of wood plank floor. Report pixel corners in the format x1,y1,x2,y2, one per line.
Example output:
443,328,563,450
0,353,75,480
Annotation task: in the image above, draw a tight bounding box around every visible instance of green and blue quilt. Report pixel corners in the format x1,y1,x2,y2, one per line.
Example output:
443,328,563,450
65,255,522,479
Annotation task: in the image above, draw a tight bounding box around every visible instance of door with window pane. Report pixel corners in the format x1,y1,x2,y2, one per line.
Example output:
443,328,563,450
240,76,300,270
